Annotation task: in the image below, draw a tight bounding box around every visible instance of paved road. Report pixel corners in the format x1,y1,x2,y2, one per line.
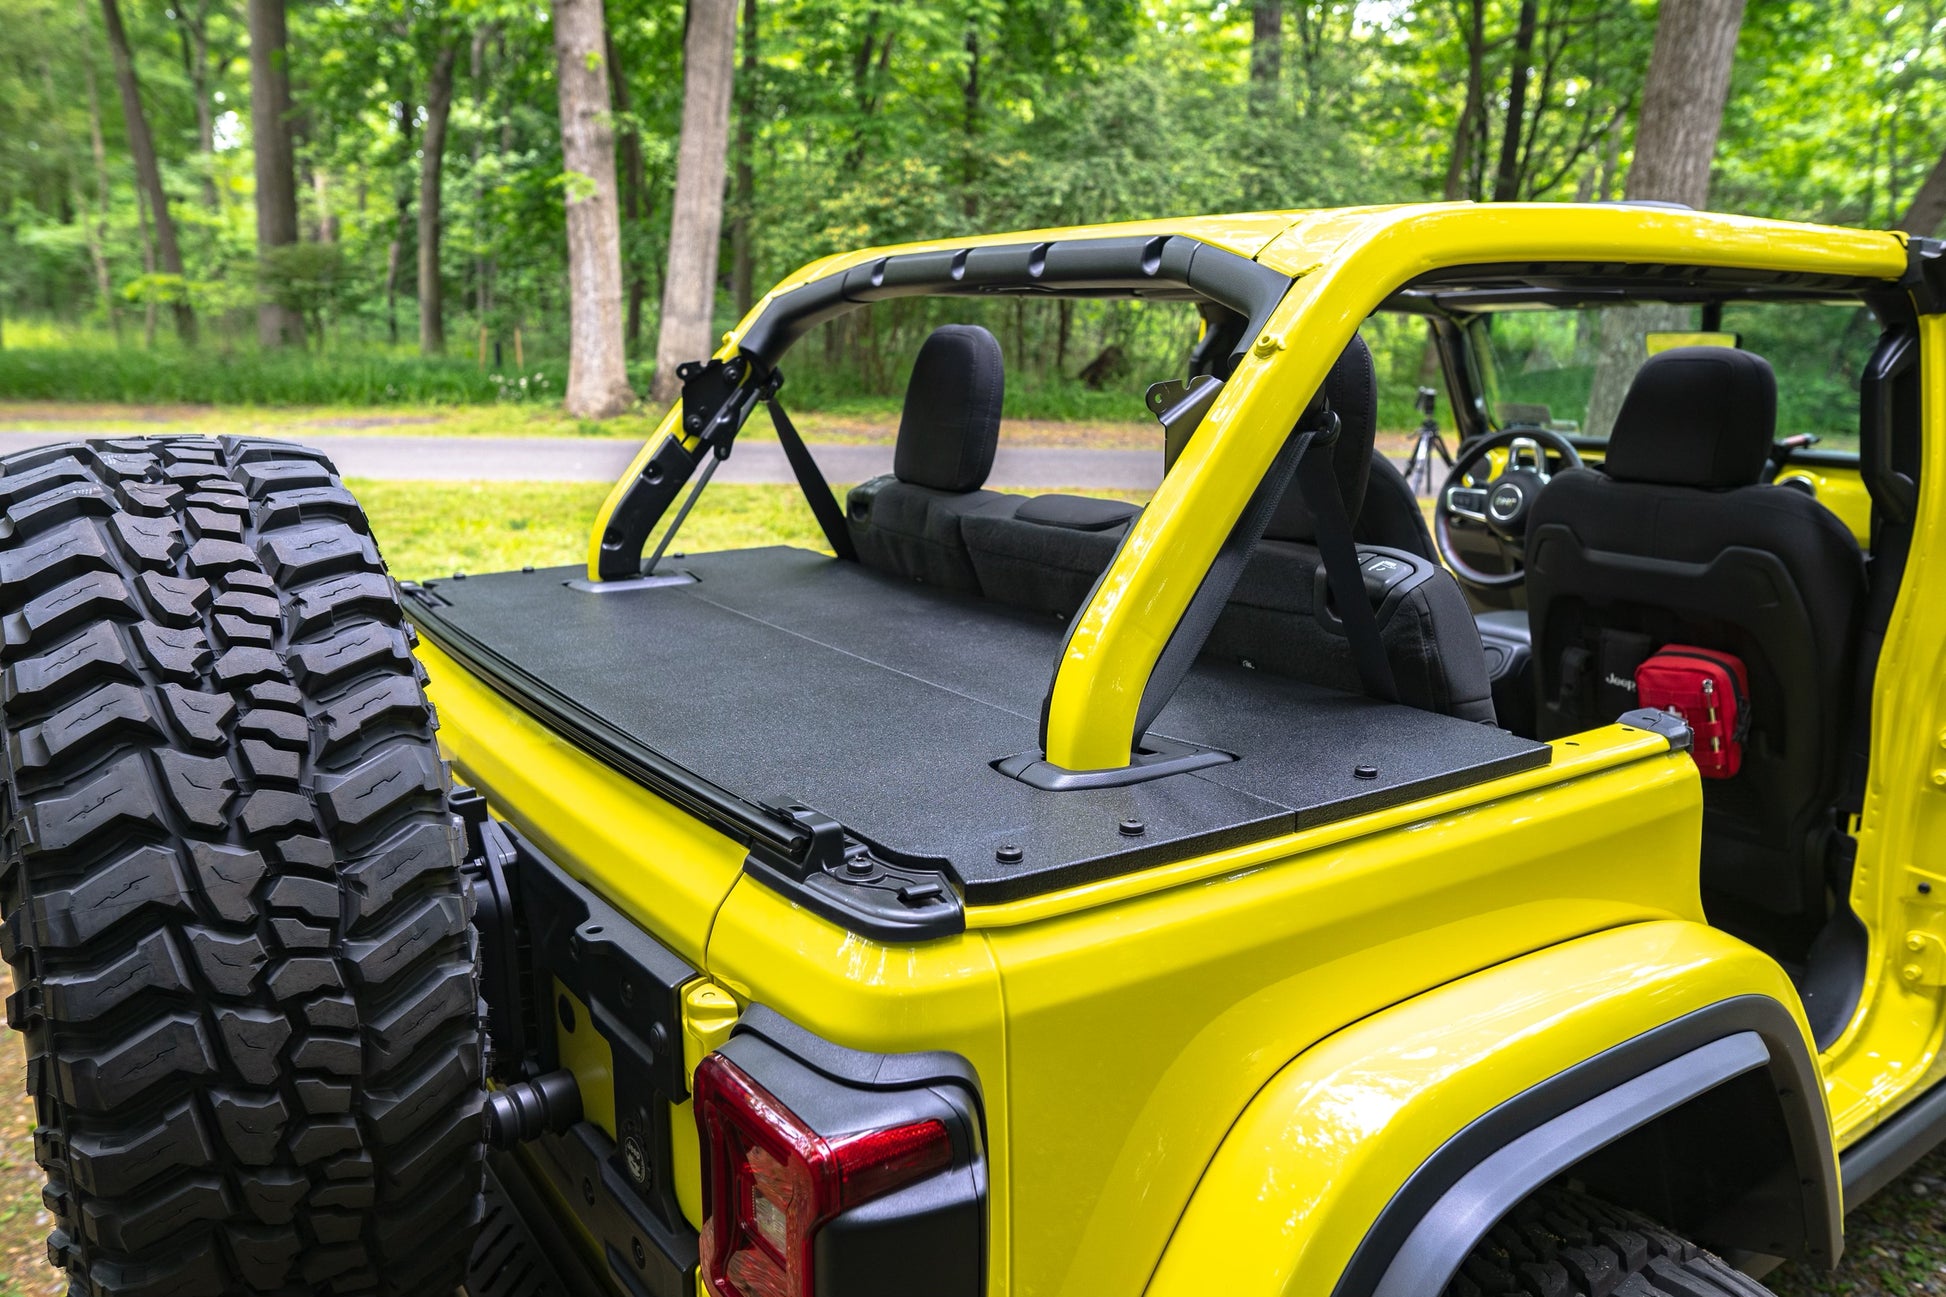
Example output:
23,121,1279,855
0,430,1163,491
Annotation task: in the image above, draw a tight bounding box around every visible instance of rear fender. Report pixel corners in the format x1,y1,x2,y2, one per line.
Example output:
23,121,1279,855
1145,920,1838,1297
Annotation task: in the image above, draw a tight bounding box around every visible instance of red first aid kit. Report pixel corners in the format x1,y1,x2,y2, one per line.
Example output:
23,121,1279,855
1634,645,1750,779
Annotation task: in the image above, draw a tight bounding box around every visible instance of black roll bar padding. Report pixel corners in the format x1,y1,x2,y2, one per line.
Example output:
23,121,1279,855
738,234,1292,378
596,235,1294,581
1859,326,1920,531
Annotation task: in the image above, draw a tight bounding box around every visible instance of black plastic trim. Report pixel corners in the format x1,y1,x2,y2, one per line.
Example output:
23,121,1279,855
461,819,705,1294
732,1004,985,1115
1841,1073,1946,1208
742,804,966,941
1372,1032,1771,1296
1327,994,1840,1296
470,1150,611,1297
1860,325,1921,529
993,734,1237,790
1617,707,1694,752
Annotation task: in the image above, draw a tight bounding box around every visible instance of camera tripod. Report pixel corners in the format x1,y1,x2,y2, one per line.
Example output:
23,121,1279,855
1401,386,1453,496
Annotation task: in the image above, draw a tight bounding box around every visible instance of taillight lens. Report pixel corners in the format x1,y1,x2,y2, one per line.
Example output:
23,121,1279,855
696,1053,954,1297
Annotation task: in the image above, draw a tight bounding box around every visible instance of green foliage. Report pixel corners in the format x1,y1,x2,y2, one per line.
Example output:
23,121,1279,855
259,243,353,345
1,0,1943,423
0,343,569,406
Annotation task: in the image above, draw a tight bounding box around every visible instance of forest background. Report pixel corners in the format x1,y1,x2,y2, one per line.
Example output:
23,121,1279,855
1,0,1942,432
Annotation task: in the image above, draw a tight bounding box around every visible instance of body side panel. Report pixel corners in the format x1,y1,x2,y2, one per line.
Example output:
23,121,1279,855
1147,923,1818,1297
974,744,1701,1297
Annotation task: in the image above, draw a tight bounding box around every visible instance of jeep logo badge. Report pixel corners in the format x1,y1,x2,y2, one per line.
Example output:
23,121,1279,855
1488,483,1524,521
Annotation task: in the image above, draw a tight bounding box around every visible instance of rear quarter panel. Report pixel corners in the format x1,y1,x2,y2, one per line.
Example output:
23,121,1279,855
707,728,1708,1297
1146,921,1816,1296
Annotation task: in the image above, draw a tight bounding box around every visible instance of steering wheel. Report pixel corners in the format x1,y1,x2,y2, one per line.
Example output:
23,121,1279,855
1433,427,1584,590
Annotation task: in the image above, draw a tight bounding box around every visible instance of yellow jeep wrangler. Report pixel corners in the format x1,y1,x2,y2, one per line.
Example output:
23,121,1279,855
5,203,1943,1297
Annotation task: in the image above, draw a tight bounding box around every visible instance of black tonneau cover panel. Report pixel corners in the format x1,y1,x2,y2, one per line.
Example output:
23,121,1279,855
407,548,1548,904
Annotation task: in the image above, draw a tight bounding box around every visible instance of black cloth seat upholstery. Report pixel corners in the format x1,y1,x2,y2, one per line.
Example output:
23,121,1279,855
1525,346,1867,932
961,334,1494,722
845,324,1021,592
1359,452,1437,560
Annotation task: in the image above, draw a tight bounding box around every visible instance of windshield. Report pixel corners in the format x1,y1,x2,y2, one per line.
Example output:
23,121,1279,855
1469,300,1874,452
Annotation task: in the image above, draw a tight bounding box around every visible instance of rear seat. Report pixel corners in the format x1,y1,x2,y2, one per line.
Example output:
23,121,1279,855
845,324,1022,594
849,326,1494,724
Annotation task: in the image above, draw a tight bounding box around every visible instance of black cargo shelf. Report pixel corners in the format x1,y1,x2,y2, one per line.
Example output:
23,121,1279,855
406,548,1548,907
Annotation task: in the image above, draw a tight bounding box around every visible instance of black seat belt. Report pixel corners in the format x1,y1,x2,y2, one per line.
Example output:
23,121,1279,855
766,394,858,563
1296,423,1400,705
1130,407,1397,748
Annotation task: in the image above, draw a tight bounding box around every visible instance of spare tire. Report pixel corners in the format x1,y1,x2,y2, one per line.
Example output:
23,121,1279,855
0,437,485,1296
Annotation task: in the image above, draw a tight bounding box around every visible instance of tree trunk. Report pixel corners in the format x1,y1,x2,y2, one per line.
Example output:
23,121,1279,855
650,0,737,405
1491,0,1539,201
419,40,459,356
313,168,334,241
101,0,195,345
383,90,414,346
248,0,304,347
135,183,158,347
730,0,759,316
56,20,120,338
1443,0,1486,201
1250,0,1282,108
176,0,218,209
471,28,493,350
961,26,980,219
554,0,635,416
1624,0,1747,207
607,32,650,352
1899,148,1946,235
1582,0,1746,438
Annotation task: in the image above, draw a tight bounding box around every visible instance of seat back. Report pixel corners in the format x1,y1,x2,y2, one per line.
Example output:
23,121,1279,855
1526,347,1866,933
960,334,1495,722
846,324,1020,592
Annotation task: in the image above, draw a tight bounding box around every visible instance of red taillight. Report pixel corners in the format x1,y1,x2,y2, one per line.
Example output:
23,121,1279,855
695,1053,954,1297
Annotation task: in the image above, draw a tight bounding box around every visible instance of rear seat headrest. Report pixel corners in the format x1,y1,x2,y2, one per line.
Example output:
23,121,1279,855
1263,333,1378,542
1602,346,1775,489
894,325,1006,493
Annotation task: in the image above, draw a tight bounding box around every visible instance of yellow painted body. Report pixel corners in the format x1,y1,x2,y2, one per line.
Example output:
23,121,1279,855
1149,921,1813,1295
416,202,1946,1295
1776,465,1873,545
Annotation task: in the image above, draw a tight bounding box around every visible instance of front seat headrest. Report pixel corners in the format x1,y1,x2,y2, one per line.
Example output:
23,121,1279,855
1264,333,1378,542
1602,346,1776,489
894,325,1005,493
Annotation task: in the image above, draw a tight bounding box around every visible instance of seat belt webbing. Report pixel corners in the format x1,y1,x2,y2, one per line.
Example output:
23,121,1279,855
766,395,858,562
1131,424,1318,744
1296,432,1400,704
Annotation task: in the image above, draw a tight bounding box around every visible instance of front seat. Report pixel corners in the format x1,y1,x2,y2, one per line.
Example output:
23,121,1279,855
1203,334,1497,723
1525,346,1866,939
1358,451,1437,561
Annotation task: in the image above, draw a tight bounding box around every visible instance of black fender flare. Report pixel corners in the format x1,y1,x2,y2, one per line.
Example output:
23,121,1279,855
1329,994,1839,1295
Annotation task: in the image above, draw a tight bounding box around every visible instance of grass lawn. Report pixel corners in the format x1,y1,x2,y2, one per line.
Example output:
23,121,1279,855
0,399,1172,450
352,479,838,580
354,478,1153,580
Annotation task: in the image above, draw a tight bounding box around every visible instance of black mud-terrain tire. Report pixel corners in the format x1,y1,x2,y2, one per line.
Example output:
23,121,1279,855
1445,1185,1775,1296
0,437,485,1296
